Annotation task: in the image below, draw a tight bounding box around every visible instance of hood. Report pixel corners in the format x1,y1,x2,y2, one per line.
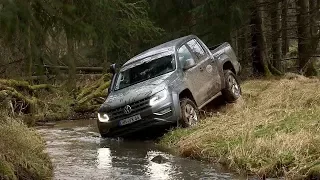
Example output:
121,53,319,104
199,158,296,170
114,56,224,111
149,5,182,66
100,72,174,110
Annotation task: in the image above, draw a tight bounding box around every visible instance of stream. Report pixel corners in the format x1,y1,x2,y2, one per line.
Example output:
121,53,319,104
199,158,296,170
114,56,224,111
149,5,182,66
37,119,238,180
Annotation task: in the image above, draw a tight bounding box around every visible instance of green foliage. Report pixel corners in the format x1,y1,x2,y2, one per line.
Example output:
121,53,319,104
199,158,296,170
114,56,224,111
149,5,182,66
85,0,163,64
148,0,249,46
191,0,249,45
148,0,194,40
0,0,162,78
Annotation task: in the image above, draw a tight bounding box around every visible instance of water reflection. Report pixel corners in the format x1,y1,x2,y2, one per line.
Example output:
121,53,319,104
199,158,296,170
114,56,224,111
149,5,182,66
96,148,112,169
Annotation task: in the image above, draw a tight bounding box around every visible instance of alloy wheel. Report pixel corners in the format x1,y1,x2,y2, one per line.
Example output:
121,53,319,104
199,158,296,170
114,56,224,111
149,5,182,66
184,104,198,126
228,75,240,97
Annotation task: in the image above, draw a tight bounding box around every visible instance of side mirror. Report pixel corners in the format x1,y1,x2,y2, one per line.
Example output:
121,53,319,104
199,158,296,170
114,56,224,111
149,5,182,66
183,58,196,70
107,64,117,95
109,64,116,75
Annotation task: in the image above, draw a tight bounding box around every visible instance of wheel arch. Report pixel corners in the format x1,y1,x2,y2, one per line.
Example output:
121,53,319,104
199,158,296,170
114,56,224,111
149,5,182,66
178,89,197,106
219,59,236,89
222,60,236,75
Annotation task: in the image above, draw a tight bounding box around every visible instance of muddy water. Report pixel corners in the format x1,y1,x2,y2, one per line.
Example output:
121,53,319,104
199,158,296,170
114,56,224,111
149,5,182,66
38,119,235,180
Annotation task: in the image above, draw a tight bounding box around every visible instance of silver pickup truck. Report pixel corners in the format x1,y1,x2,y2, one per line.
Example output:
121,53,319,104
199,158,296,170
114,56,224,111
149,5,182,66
97,35,241,138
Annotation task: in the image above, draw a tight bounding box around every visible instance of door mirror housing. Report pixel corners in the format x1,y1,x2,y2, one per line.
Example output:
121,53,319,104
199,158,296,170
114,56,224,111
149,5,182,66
109,64,116,75
183,58,196,70
107,64,117,95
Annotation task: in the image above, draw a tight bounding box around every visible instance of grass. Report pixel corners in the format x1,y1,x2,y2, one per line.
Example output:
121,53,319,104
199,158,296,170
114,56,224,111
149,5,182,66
160,75,320,179
0,115,52,179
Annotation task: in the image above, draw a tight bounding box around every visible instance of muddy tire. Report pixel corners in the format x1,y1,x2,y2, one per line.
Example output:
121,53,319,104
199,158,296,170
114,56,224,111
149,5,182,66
179,98,200,128
221,70,241,103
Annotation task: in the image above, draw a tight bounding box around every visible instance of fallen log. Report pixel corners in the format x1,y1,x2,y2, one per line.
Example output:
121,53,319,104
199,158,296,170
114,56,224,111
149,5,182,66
22,74,104,81
75,74,111,113
0,79,57,116
41,65,104,73
0,79,55,93
0,89,37,114
77,80,110,106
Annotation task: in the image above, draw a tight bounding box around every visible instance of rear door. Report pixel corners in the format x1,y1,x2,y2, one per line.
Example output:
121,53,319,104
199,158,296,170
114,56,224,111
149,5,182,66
185,39,221,106
194,39,222,97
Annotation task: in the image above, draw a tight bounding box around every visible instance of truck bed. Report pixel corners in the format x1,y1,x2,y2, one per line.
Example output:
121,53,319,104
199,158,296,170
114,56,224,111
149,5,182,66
208,42,240,75
209,42,230,57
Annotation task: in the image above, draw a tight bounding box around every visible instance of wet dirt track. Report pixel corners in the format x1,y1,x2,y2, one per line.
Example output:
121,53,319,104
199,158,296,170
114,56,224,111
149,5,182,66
37,119,236,180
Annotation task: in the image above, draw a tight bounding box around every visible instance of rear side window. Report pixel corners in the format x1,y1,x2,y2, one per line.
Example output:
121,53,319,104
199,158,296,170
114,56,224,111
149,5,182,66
178,45,194,67
187,39,207,62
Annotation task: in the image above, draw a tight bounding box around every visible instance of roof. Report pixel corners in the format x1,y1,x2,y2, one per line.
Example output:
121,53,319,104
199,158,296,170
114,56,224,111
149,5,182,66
122,35,195,67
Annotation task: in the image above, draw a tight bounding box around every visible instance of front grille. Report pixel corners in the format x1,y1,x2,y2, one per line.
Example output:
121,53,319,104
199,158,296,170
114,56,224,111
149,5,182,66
107,97,150,120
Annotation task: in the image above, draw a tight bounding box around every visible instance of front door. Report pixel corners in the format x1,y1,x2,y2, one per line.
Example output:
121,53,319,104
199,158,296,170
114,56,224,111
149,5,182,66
178,42,213,106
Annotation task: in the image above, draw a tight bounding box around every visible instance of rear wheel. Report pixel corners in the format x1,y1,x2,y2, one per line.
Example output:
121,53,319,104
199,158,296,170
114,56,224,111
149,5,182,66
222,70,241,103
179,98,200,127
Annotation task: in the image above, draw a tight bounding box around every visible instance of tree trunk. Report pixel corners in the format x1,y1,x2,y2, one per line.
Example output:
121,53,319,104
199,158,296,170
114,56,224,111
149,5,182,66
237,28,246,63
251,10,264,75
52,48,60,77
230,30,238,58
96,31,110,74
253,0,272,76
305,0,320,76
297,0,314,75
282,0,289,55
34,35,46,83
66,29,76,92
101,44,108,74
297,0,310,69
310,0,317,36
271,1,282,71
26,23,33,80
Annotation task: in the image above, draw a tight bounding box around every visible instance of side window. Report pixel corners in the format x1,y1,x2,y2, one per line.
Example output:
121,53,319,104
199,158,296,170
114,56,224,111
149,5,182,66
178,45,194,67
187,39,207,62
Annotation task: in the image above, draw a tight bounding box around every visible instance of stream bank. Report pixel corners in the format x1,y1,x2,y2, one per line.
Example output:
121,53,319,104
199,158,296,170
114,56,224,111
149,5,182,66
160,76,320,179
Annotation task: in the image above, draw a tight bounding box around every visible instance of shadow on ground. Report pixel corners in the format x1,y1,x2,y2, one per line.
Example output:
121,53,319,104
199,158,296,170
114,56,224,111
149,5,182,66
201,95,228,116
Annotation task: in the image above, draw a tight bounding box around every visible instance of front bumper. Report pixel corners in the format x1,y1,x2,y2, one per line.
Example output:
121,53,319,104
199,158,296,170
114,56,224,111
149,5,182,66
98,96,180,138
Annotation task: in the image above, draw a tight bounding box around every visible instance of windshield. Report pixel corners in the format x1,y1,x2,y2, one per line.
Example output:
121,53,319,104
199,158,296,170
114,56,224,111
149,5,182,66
114,55,175,91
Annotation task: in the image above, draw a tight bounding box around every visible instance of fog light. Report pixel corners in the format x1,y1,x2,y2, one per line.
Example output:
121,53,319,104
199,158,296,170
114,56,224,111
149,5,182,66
155,107,171,116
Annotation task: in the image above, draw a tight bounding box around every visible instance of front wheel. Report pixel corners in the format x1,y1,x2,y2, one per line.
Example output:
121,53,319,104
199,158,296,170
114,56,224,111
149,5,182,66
179,98,200,128
221,70,241,103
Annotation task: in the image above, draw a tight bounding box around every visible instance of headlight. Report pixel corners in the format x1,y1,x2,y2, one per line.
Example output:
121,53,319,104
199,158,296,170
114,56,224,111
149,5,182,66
149,89,168,106
98,113,110,122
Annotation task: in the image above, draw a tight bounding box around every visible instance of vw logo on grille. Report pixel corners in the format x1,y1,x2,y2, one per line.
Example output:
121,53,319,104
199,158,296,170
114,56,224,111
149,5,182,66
123,105,132,115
